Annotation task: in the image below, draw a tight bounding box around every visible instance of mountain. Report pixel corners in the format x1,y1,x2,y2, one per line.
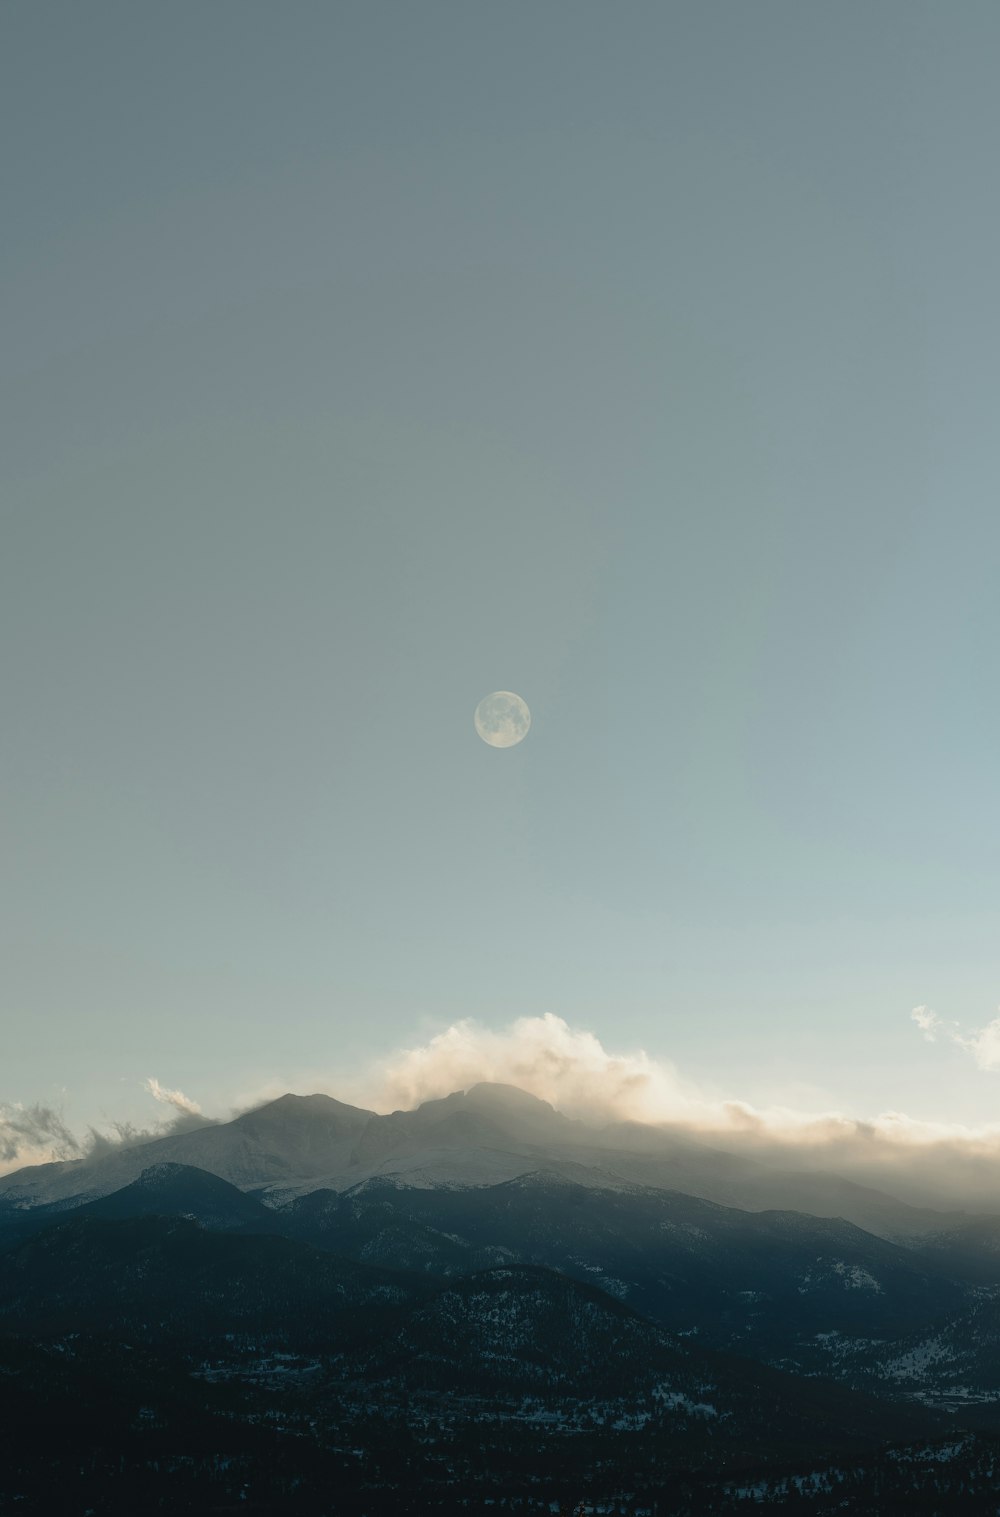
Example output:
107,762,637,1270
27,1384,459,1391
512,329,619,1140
279,1172,973,1365
0,1211,423,1346
0,1212,944,1517
3,1172,997,1511
0,1082,978,1241
3,1156,983,1396
0,1091,375,1211
71,1161,278,1231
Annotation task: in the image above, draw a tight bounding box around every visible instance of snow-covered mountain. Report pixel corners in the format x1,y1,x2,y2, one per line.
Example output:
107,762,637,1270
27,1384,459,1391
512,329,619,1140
5,1084,998,1514
0,1081,979,1240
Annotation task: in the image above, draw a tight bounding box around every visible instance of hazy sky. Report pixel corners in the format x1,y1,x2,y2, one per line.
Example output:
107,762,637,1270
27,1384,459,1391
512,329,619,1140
3,1,1000,1144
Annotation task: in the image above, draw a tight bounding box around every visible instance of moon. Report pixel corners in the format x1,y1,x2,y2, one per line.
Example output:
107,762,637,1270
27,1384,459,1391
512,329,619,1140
474,691,531,748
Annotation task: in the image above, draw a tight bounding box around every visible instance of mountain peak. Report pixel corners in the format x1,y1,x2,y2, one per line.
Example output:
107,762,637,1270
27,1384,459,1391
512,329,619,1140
461,1082,558,1115
240,1093,375,1121
231,1093,376,1148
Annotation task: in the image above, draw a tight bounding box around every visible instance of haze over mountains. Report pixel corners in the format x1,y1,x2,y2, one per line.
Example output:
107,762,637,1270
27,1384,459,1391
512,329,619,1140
0,1080,965,1231
0,1081,980,1239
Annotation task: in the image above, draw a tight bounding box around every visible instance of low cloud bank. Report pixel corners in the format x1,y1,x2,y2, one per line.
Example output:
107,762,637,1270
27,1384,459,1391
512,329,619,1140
7,1016,1000,1210
360,1012,992,1144
354,1013,1000,1210
363,1013,714,1127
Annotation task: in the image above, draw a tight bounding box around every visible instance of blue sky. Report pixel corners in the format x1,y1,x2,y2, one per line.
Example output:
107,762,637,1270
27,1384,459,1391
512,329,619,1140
3,1,1000,1143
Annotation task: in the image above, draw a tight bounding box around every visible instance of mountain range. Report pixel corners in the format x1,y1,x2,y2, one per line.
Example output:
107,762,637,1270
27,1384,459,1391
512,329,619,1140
4,1082,1000,1513
0,1081,969,1238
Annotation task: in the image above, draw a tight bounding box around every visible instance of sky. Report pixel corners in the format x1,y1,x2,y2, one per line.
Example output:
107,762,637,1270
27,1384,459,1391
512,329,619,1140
3,1,1000,1154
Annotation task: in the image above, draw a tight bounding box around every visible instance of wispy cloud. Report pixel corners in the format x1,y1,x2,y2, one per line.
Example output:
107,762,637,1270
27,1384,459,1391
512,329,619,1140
955,1016,1000,1073
0,1102,81,1168
107,1076,214,1142
910,1004,1000,1072
0,1078,214,1177
144,1077,202,1117
911,1005,943,1042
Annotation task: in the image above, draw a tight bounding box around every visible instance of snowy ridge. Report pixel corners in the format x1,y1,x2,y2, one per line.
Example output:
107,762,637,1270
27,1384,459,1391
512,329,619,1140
0,1082,981,1240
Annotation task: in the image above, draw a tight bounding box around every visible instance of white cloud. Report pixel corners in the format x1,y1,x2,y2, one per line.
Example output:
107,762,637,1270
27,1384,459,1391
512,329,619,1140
361,1012,715,1126
349,1014,1000,1209
910,1004,1000,1073
358,1011,1000,1160
955,1015,1000,1073
358,1012,1000,1153
911,1005,942,1042
144,1077,202,1116
11,1012,1000,1207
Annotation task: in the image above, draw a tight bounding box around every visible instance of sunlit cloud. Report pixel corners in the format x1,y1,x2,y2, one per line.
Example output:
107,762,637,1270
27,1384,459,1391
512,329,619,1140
360,1012,713,1127
348,1013,1000,1209
8,1015,1000,1210
359,1012,1000,1149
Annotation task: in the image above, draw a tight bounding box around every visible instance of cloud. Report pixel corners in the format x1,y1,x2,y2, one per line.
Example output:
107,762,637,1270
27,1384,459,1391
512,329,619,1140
910,1004,1000,1072
360,1012,1000,1149
363,1012,714,1127
349,1013,1000,1210
955,1016,1000,1073
911,1005,942,1042
10,1015,1000,1210
101,1076,215,1142
81,1078,213,1160
144,1077,202,1117
0,1078,215,1177
0,1102,81,1169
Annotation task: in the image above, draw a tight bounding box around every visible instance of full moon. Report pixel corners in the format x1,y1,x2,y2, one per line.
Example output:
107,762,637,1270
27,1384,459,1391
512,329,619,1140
474,691,531,748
